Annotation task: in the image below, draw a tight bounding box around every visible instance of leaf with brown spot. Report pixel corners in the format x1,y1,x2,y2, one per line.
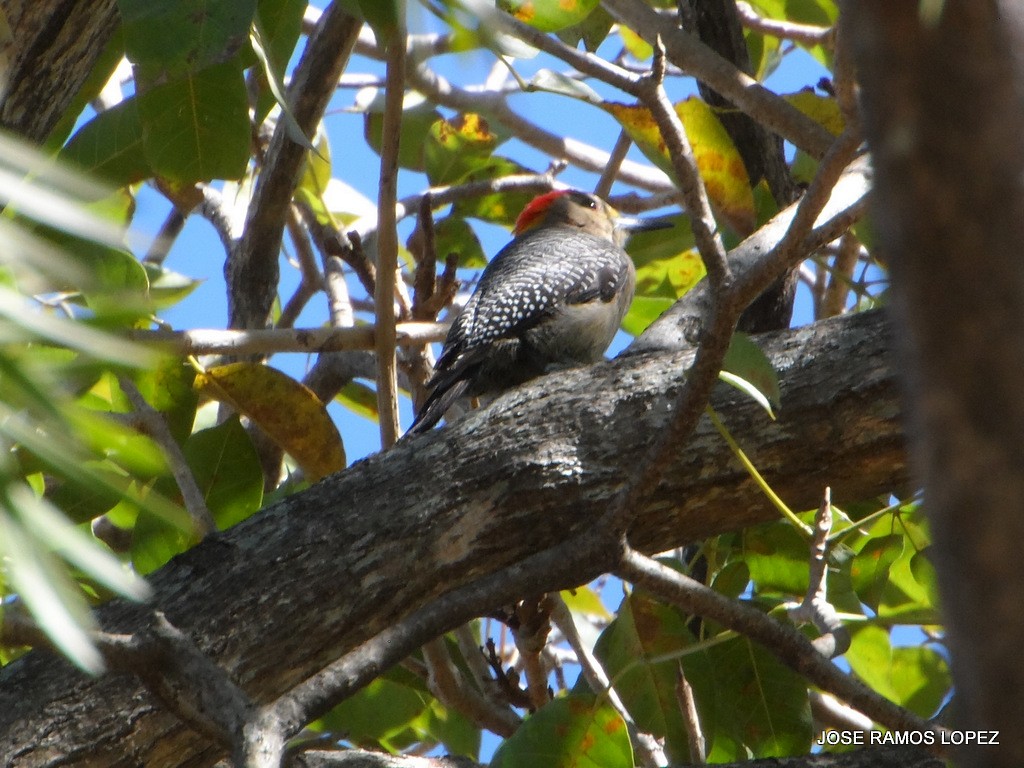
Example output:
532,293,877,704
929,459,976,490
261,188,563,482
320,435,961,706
605,98,756,235
195,362,346,481
498,0,601,32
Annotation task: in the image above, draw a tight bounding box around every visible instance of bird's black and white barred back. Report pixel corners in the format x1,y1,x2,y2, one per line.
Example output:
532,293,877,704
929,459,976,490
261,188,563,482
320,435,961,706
407,190,671,435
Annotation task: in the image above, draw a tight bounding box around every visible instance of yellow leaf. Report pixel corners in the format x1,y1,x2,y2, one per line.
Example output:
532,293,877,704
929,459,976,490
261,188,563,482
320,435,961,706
605,98,756,235
195,362,346,481
784,89,845,136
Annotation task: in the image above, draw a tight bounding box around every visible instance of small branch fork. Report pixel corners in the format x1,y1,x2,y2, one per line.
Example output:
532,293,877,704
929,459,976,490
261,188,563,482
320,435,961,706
786,488,851,659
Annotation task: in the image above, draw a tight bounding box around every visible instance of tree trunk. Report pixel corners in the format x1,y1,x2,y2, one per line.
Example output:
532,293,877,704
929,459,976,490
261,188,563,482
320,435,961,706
0,0,119,142
847,2,1024,767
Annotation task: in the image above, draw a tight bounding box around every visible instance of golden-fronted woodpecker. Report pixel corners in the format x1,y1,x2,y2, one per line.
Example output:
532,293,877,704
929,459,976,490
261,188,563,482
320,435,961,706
407,189,672,434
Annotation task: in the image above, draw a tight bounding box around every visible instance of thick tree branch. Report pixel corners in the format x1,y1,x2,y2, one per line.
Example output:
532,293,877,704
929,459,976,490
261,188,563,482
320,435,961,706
0,308,908,766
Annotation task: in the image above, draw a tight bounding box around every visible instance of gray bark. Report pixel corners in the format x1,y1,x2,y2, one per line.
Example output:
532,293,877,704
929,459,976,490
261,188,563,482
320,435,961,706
0,0,118,142
0,308,908,767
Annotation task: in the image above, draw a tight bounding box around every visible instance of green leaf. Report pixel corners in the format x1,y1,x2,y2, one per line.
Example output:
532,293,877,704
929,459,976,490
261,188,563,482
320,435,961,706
434,215,486,268
12,484,151,602
252,0,306,120
491,693,633,768
316,675,430,746
60,98,150,186
181,416,263,529
47,463,130,524
132,501,200,575
420,699,481,760
145,263,202,310
698,636,812,759
250,21,316,152
0,505,104,674
137,60,251,183
119,0,257,82
450,158,538,226
195,362,346,481
589,593,693,763
621,295,673,337
361,91,442,173
424,114,502,187
528,69,602,104
498,0,601,33
847,625,950,716
557,5,614,52
721,332,781,416
337,0,400,43
742,521,809,597
606,98,755,236
849,533,903,611
335,380,379,421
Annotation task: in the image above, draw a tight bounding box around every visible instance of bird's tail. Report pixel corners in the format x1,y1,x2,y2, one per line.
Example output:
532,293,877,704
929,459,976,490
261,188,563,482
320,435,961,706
404,377,471,436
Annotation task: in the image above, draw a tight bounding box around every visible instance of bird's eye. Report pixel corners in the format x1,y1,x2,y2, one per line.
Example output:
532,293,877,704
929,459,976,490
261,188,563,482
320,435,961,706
585,197,598,209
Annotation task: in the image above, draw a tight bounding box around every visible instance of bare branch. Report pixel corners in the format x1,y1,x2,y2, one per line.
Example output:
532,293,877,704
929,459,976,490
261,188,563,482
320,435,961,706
129,322,448,357
785,488,850,658
227,6,362,330
734,1,834,47
421,637,521,736
118,377,215,536
375,13,408,447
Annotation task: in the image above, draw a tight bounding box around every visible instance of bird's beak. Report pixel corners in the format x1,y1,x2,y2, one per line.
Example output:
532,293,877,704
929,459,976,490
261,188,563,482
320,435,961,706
614,214,676,234
613,213,676,246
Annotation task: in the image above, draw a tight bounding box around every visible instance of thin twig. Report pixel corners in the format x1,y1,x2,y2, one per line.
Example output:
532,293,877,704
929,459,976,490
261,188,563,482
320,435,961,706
786,488,850,658
512,598,552,711
822,231,860,317
421,637,521,736
264,525,619,744
374,9,407,447
676,665,706,764
323,255,354,327
278,207,325,329
118,377,215,536
601,0,834,159
411,193,439,319
143,208,185,266
640,37,731,289
735,126,864,310
594,130,633,199
734,1,834,47
406,64,674,193
227,5,361,330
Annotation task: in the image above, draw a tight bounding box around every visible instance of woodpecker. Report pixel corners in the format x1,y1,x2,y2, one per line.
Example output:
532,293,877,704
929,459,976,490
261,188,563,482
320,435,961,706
407,189,672,434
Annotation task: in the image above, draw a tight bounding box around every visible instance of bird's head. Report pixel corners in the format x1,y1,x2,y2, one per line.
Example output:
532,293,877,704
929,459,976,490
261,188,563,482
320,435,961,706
513,190,673,245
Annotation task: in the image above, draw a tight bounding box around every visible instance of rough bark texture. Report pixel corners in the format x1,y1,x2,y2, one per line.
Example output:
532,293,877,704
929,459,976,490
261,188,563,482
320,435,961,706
0,0,119,142
0,309,907,766
847,3,1024,767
